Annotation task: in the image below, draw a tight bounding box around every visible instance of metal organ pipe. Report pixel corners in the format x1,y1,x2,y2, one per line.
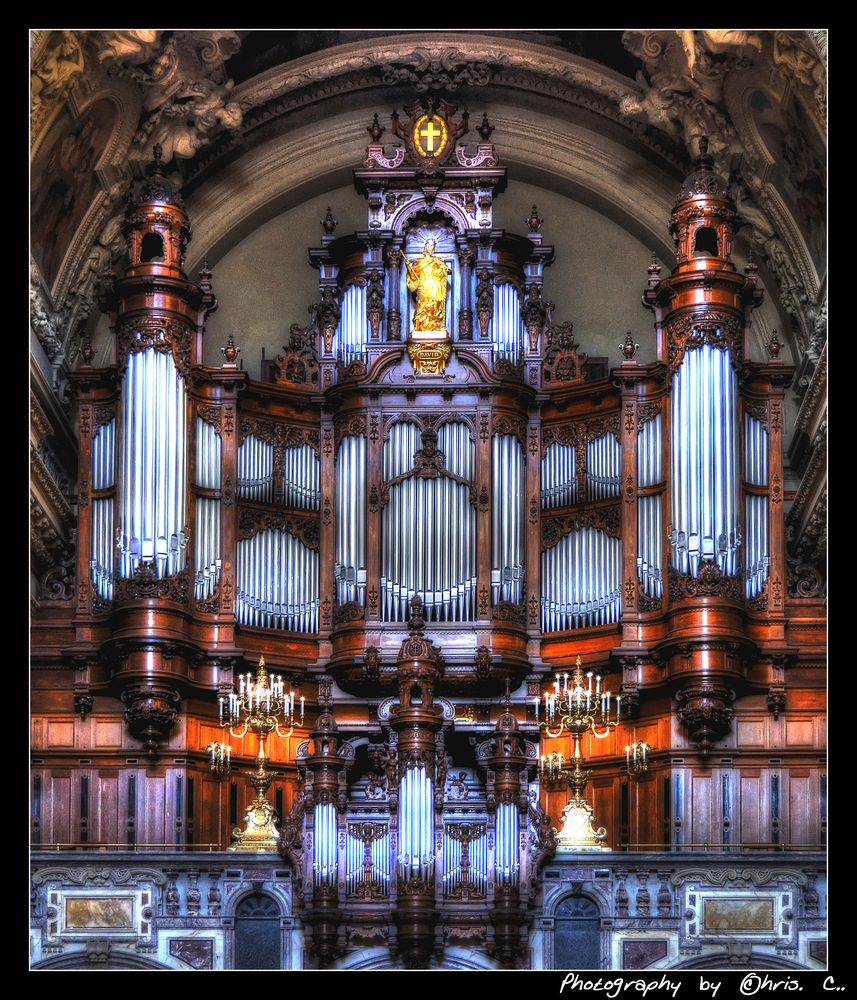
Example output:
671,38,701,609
398,764,434,881
237,435,274,503
91,419,115,600
541,527,621,631
495,801,519,888
442,825,488,897
335,435,366,606
336,284,368,368
283,444,320,510
345,826,390,897
235,528,318,631
118,345,187,579
492,282,524,365
381,422,475,622
313,801,337,887
744,414,770,599
194,417,222,601
636,414,663,600
670,343,740,577
492,434,524,605
586,432,621,501
541,443,577,508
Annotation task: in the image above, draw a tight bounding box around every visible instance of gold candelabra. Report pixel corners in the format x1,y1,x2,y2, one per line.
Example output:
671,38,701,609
219,657,304,852
539,656,620,851
206,741,231,775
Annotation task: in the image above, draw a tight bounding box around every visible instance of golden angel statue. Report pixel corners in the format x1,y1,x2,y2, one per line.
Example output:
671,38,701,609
400,239,452,334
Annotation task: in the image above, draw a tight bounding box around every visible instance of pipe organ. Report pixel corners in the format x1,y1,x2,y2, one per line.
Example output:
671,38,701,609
49,110,822,974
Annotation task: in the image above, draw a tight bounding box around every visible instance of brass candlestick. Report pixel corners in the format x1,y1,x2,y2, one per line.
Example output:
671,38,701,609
220,657,303,852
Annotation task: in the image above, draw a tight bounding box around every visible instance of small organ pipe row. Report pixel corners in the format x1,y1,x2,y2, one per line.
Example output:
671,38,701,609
118,345,187,579
637,414,663,599
492,434,524,605
345,827,390,897
313,801,338,887
399,764,434,882
335,435,367,606
495,801,520,887
585,432,621,501
541,443,577,508
194,417,222,600
235,528,319,631
669,343,740,577
283,444,320,510
744,414,770,599
443,826,488,897
336,284,368,367
381,422,476,621
90,419,115,599
541,527,622,631
492,282,524,365
237,435,274,503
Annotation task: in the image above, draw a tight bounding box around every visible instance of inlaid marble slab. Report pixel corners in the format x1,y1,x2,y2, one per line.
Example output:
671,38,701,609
65,896,134,929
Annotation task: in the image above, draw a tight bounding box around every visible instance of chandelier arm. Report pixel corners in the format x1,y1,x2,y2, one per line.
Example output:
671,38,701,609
274,720,295,739
227,720,250,739
541,723,565,739
590,726,613,739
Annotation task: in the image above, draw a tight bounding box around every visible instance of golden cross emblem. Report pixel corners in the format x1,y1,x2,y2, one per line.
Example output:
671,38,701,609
420,120,442,152
413,114,448,159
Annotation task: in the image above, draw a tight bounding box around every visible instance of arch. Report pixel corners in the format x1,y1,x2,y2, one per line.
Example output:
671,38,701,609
140,231,165,263
233,891,283,970
551,891,604,971
668,952,812,971
693,226,719,256
394,198,469,237
32,950,174,971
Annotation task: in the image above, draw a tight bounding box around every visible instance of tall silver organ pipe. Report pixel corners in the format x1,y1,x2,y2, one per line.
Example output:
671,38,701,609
336,283,368,367
194,417,222,601
495,801,520,888
117,345,187,579
585,432,621,501
492,434,524,604
744,414,770,599
541,528,622,631
669,343,740,576
443,825,488,897
237,435,274,503
636,414,663,600
90,418,115,600
492,282,524,365
345,826,390,897
381,422,476,622
283,444,320,510
235,528,319,631
398,764,434,882
313,801,338,888
541,443,577,508
335,435,367,606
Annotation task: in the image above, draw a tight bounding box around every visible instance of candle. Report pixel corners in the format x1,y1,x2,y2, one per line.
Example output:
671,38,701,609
563,673,569,693
290,691,295,716
587,671,593,694
300,696,305,721
226,745,231,765
218,697,223,722
596,674,601,696
626,746,630,768
616,695,622,720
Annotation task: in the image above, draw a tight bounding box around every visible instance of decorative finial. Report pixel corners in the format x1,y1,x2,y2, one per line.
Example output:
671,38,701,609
321,206,338,237
149,142,166,175
647,252,662,285
620,332,640,362
698,135,709,156
766,331,783,359
504,677,512,706
220,334,240,366
525,204,543,233
198,255,213,292
80,331,94,366
367,112,385,142
744,246,759,277
258,656,265,668
478,112,494,142
408,594,425,635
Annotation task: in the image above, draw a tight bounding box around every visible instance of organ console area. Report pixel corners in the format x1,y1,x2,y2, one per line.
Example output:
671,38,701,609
31,101,826,970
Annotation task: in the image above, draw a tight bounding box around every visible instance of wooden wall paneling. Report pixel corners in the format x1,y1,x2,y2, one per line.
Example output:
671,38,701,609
738,768,770,846
785,769,817,848
94,719,124,747
94,770,119,844
46,772,71,845
141,771,166,847
591,777,615,844
690,771,716,848
631,772,659,848
47,719,75,747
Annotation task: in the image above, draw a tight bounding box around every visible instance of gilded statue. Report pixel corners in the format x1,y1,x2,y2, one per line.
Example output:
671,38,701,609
400,239,451,334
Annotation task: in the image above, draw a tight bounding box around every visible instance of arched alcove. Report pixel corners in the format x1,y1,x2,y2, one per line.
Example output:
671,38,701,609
233,892,283,970
552,894,602,970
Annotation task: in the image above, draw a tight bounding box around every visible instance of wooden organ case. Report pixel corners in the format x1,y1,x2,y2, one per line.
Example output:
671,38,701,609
35,106,826,970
